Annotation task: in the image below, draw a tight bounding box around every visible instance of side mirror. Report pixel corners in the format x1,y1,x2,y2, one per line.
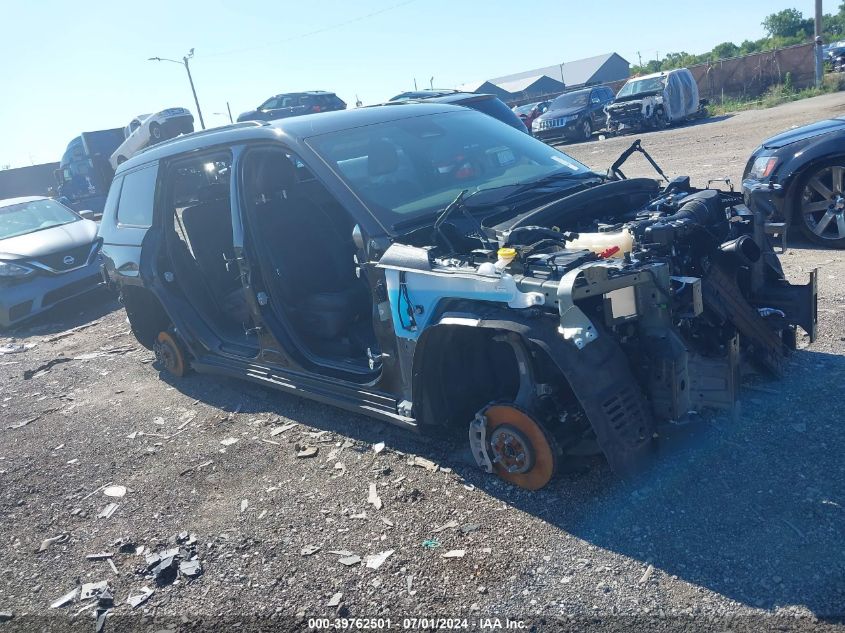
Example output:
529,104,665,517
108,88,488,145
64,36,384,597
78,210,96,220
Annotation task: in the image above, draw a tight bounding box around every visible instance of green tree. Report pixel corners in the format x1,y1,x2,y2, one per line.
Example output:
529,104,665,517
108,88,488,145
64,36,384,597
712,41,740,59
762,8,813,38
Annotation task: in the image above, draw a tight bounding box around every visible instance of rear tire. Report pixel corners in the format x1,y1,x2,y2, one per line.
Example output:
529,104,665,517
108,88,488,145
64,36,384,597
581,119,592,142
116,155,127,165
795,160,845,248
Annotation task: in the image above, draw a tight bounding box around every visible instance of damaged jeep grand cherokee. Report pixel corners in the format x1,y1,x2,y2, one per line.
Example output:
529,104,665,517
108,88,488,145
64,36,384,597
100,104,817,490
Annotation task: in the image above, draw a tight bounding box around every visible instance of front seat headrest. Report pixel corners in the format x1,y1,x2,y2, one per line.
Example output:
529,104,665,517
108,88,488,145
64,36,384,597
368,140,399,177
253,153,298,200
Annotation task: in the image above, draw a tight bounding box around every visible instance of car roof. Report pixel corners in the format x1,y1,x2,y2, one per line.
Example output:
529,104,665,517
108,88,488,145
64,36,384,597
271,90,337,98
421,92,496,104
0,196,46,208
115,103,464,173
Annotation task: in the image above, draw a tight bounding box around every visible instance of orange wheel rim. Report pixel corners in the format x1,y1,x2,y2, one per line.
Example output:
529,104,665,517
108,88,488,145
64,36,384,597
156,331,185,377
483,405,556,490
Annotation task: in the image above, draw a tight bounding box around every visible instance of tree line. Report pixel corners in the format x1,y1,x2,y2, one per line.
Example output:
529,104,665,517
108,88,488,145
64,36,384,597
631,5,845,75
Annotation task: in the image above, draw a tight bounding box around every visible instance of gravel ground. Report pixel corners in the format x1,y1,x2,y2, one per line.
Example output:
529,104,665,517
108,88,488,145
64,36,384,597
1,94,845,632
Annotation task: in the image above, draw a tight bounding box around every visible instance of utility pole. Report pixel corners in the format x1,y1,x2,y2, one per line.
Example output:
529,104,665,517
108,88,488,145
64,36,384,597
226,102,233,124
637,51,642,67
815,0,824,88
430,76,434,90
414,78,418,90
148,49,206,130
559,62,565,89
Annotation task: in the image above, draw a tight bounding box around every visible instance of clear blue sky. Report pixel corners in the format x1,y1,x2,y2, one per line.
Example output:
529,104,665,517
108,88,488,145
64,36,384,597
0,0,818,167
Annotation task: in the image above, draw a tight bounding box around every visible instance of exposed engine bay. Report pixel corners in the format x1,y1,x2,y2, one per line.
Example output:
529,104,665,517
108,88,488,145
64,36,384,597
378,141,817,485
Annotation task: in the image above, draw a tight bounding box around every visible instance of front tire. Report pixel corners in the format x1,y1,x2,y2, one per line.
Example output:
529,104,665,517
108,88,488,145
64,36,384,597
795,161,845,248
581,119,592,142
150,122,162,141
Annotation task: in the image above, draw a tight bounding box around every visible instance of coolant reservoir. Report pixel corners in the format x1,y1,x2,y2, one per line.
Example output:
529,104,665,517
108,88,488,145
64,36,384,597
567,228,634,258
495,247,517,271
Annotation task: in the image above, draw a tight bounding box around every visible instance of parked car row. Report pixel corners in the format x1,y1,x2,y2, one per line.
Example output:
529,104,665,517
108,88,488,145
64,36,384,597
511,68,707,144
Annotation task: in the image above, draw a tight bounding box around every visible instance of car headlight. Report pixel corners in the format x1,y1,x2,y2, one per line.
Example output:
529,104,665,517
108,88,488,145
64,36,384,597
748,156,779,180
0,261,35,278
532,119,541,130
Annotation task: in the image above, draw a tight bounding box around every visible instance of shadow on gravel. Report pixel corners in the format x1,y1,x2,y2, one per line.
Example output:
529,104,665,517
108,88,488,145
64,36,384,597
0,288,120,339
160,347,845,617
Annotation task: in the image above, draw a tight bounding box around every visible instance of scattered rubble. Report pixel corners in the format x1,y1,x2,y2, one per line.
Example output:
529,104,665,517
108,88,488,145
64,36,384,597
409,456,438,472
327,592,342,608
80,581,109,601
639,564,655,585
338,555,361,566
442,550,466,559
97,503,118,519
0,612,13,622
220,437,239,447
103,485,127,498
432,520,458,533
301,545,321,556
373,441,385,454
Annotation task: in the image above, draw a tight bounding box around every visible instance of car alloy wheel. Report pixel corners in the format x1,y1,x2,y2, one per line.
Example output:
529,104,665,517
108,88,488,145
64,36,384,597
582,119,592,141
798,163,845,248
150,122,162,140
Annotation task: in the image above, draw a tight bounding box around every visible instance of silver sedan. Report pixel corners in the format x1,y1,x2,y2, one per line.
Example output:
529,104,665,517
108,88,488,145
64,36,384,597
0,196,104,327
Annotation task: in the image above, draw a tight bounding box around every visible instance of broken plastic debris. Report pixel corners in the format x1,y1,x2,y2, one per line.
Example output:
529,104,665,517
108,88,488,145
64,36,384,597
367,483,383,510
442,549,466,558
0,343,34,354
410,456,438,472
80,580,109,601
301,544,321,556
240,499,248,513
152,556,178,586
373,442,385,454
460,523,480,534
338,555,361,566
126,588,154,609
38,533,69,552
296,446,319,458
433,520,459,533
0,612,13,622
179,559,203,578
380,517,394,528
97,503,118,519
269,422,297,436
220,437,239,446
50,588,79,609
422,539,440,549
103,485,127,498
365,549,394,569
639,564,655,584
327,592,342,607
85,552,113,561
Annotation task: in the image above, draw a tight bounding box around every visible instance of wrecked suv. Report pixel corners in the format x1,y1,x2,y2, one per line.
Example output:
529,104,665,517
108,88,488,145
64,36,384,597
606,68,704,134
100,105,816,490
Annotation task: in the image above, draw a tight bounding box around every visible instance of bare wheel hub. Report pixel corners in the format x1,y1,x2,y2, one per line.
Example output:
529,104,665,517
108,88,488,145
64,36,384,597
489,425,535,474
153,331,186,377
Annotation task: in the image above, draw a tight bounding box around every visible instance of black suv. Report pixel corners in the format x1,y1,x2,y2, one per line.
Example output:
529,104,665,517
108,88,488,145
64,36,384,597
99,105,815,491
237,91,346,122
532,86,614,142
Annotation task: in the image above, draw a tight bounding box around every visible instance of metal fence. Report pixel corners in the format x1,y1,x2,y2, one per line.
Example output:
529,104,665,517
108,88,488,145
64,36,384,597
686,42,815,103
507,42,816,107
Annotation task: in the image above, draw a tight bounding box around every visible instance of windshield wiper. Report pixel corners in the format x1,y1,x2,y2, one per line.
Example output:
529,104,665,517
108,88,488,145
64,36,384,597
432,189,496,252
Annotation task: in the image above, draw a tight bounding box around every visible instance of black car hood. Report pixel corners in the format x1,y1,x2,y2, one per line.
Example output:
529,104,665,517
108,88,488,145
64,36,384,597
761,117,845,149
536,105,586,121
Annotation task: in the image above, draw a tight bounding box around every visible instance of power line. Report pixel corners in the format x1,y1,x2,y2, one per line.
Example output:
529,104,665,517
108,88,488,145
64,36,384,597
205,0,417,58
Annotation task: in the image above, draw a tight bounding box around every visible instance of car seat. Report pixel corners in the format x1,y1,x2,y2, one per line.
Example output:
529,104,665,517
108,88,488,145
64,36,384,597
249,153,368,340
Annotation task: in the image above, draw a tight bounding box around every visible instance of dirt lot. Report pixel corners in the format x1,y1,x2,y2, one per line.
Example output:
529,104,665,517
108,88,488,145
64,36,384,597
2,94,845,631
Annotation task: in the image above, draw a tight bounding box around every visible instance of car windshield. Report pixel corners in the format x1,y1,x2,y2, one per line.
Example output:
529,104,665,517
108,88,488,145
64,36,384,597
513,103,537,115
550,91,589,110
307,109,590,227
617,76,666,97
0,198,79,240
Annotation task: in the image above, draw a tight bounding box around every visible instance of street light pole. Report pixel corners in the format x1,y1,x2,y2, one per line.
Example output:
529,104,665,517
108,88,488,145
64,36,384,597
148,49,206,130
